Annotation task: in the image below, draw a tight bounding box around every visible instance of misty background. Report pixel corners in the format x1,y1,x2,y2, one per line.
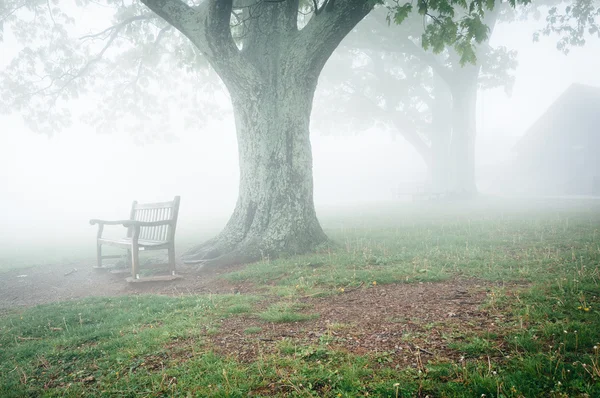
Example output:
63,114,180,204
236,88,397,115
2,12,600,261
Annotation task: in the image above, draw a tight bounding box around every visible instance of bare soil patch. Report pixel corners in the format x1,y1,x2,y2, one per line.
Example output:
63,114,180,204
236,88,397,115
208,280,519,368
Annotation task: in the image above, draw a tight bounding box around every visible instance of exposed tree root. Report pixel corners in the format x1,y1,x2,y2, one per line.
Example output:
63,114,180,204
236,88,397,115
186,250,259,269
182,239,265,268
182,239,227,264
182,232,329,269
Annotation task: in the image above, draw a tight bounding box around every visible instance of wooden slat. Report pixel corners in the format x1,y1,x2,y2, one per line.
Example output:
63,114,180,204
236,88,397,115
154,209,160,241
160,208,167,240
134,201,177,210
146,209,152,240
156,209,161,239
137,209,144,239
140,208,150,240
153,208,158,240
152,208,159,240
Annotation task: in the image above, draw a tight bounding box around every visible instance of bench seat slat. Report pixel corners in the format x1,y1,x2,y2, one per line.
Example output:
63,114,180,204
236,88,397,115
98,237,169,248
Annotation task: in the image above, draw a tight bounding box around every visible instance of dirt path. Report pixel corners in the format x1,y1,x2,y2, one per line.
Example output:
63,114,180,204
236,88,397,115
0,261,246,311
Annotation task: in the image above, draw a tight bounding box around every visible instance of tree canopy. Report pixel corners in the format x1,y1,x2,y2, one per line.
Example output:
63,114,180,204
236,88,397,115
537,0,600,52
0,0,535,135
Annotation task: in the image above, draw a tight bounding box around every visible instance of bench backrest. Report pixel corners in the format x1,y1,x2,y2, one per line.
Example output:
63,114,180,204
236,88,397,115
128,196,181,242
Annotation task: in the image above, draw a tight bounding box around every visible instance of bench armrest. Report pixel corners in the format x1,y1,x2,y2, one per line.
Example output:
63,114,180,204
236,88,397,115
91,219,173,242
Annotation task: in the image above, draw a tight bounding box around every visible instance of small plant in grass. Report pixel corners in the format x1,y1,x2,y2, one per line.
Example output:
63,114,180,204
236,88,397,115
277,338,297,355
373,350,395,364
326,322,352,332
299,345,330,361
204,325,221,335
226,304,252,314
448,336,495,358
243,327,261,335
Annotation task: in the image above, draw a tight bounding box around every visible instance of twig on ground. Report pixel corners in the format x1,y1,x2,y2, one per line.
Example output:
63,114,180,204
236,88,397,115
417,346,435,356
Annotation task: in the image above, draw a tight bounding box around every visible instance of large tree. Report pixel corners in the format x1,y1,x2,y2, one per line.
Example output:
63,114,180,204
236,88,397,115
1,0,526,266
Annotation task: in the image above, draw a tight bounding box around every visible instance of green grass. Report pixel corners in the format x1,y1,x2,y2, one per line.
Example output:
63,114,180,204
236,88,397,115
258,302,319,323
1,198,600,396
244,326,262,334
226,198,600,293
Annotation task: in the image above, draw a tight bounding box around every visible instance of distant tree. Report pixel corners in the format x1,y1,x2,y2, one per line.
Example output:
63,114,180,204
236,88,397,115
314,5,516,196
0,0,528,266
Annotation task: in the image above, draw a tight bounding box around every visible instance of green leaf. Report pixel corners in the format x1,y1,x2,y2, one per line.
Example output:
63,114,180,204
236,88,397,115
393,3,413,25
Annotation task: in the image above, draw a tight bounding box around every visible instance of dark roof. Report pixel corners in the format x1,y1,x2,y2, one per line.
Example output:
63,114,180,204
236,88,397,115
516,83,600,154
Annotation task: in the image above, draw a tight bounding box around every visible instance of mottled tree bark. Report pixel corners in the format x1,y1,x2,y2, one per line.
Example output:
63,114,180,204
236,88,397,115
449,73,479,197
429,74,452,194
183,71,328,265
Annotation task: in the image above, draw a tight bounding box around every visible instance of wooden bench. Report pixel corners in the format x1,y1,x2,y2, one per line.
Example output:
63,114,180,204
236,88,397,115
89,196,181,282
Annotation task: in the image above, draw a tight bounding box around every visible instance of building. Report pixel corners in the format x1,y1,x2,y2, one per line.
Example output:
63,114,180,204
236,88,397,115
513,83,600,195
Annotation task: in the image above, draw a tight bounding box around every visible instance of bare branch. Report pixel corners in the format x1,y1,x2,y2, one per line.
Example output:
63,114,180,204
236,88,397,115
129,25,172,96
79,15,155,41
13,14,136,105
398,38,452,84
46,0,57,27
1,1,29,23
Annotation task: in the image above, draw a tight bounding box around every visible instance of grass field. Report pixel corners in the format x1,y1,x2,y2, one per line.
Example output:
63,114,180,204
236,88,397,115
1,197,599,397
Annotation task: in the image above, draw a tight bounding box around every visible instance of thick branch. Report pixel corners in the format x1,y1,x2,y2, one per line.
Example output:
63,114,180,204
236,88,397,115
392,116,432,168
300,0,374,73
340,80,431,167
140,0,243,80
140,0,209,52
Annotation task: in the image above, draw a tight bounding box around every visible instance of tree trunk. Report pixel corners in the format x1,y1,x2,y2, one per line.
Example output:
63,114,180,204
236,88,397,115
183,75,328,266
449,74,478,197
445,6,500,198
428,74,452,194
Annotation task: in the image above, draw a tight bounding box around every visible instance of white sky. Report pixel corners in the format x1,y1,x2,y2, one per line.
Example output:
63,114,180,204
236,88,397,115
1,7,599,249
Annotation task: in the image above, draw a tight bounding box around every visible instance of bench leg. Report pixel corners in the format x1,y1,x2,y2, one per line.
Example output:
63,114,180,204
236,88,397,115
168,244,176,276
131,244,140,279
96,243,103,268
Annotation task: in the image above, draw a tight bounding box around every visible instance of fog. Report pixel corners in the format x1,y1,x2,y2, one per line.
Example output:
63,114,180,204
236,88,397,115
2,10,600,259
